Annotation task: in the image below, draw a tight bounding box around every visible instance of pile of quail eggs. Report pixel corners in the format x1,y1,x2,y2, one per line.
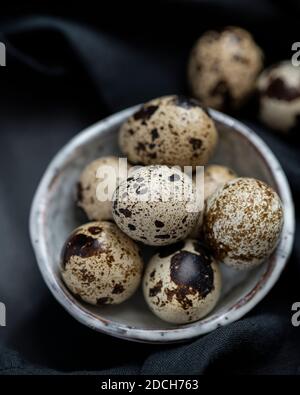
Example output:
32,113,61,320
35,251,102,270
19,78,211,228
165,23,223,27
61,26,285,325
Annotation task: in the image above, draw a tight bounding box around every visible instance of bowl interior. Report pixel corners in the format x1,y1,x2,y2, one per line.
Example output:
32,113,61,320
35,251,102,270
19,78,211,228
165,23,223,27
31,107,294,341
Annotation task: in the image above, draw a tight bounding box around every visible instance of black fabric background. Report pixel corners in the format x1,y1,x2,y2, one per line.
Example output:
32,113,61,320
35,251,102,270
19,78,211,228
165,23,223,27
0,0,299,375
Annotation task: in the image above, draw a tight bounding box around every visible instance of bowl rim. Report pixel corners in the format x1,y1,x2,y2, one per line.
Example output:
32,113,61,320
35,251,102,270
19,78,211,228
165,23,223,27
29,106,295,343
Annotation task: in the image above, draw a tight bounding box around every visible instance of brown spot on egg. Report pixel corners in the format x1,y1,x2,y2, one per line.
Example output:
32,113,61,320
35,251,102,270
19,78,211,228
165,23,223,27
97,297,113,305
263,77,300,101
155,220,165,228
112,283,125,294
77,182,83,203
210,80,228,97
170,250,214,298
119,208,132,218
135,185,148,195
79,268,95,284
189,138,203,151
133,105,158,121
136,142,146,153
150,270,156,278
233,54,249,64
210,80,234,110
149,280,163,297
151,128,159,141
62,233,105,267
165,287,193,310
169,173,180,182
88,226,102,235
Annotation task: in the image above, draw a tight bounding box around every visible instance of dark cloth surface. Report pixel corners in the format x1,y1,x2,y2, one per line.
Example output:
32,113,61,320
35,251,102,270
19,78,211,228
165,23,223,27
0,1,299,375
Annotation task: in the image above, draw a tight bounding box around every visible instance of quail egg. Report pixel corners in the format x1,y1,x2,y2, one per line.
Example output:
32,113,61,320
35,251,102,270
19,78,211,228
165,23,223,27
143,239,221,324
203,164,237,200
257,61,300,132
112,165,200,246
119,95,218,167
204,178,283,269
188,26,263,110
190,165,237,238
61,221,143,305
77,156,131,221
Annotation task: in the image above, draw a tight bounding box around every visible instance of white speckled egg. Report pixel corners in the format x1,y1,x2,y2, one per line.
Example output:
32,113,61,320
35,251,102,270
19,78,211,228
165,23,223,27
112,165,200,246
188,26,263,110
119,95,218,167
257,61,300,132
204,178,283,269
77,156,131,221
143,239,221,324
61,221,143,305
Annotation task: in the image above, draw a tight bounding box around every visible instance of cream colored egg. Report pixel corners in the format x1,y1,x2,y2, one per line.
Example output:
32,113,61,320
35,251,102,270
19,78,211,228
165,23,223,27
204,164,237,200
204,178,283,269
257,61,300,132
143,239,221,324
190,164,237,238
61,221,143,305
119,95,218,167
188,26,263,110
112,165,200,246
77,156,131,221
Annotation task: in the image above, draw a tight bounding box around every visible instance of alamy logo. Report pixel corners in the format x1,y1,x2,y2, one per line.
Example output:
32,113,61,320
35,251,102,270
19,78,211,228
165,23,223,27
0,42,6,66
291,302,300,327
0,302,6,326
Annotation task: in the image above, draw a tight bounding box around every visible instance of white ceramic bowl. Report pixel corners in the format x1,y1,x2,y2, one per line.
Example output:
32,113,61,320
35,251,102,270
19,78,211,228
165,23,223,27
29,106,295,343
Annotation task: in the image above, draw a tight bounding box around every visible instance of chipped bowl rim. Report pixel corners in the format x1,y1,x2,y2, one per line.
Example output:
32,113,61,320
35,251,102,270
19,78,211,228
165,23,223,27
29,106,295,343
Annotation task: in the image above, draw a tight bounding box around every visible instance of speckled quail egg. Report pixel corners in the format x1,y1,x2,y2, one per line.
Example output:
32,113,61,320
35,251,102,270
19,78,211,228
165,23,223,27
77,156,131,221
257,61,300,132
189,165,237,238
119,95,218,167
61,221,143,305
143,239,221,324
112,165,200,246
188,26,263,110
204,178,283,269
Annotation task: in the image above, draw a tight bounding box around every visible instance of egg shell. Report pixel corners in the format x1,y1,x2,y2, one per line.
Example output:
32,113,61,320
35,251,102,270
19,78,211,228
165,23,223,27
143,239,221,324
77,156,131,221
112,165,200,246
203,164,237,200
257,61,300,132
188,26,263,110
204,178,283,269
61,221,143,305
119,95,218,167
190,164,237,238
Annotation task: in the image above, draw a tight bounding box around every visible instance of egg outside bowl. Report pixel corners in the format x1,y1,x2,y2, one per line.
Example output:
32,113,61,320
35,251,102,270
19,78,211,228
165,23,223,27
29,106,295,344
